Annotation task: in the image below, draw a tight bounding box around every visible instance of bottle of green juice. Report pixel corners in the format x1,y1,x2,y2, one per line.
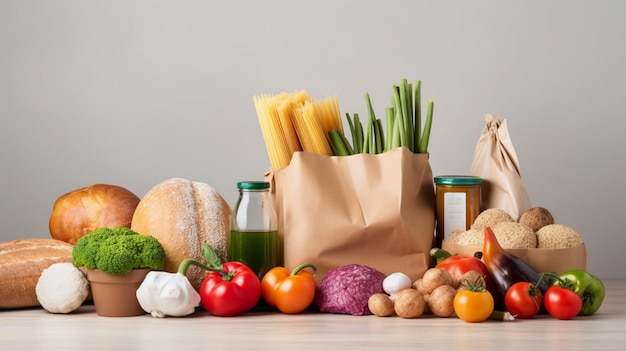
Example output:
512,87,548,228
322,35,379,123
229,181,278,279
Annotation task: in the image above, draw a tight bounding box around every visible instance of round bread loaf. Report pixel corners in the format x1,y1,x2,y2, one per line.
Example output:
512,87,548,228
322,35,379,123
131,178,231,290
0,238,75,309
49,184,141,244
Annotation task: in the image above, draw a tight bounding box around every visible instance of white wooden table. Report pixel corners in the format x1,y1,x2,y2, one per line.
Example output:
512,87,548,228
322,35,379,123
1,279,624,350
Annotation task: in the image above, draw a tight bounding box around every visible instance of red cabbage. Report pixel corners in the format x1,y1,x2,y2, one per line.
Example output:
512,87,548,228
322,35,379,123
315,264,386,316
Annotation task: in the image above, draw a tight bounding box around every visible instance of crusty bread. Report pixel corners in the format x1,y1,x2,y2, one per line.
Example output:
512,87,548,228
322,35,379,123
131,178,231,290
49,184,141,244
0,238,74,309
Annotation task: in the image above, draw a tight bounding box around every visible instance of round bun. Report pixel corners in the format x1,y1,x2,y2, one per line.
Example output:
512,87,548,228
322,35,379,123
491,221,537,249
470,208,514,231
536,224,583,248
519,207,555,232
131,178,231,290
49,184,141,244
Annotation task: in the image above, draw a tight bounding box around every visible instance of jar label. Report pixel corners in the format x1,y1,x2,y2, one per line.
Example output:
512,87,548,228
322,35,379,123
443,192,467,237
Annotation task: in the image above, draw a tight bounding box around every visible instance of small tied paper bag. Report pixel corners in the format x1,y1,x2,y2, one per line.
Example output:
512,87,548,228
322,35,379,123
469,114,532,220
266,147,436,283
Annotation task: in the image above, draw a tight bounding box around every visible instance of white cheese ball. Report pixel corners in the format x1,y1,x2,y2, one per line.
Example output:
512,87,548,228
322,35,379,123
36,262,90,313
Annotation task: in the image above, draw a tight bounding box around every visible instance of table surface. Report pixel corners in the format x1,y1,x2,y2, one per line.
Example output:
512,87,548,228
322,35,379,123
1,279,624,350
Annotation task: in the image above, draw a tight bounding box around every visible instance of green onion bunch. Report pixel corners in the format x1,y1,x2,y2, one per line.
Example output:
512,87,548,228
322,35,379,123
329,79,434,155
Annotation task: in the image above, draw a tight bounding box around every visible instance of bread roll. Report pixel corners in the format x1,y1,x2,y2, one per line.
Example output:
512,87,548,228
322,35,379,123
49,184,141,244
0,238,74,309
131,178,231,290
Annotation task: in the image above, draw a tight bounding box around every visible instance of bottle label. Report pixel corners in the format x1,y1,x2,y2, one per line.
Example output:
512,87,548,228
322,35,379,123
443,192,467,237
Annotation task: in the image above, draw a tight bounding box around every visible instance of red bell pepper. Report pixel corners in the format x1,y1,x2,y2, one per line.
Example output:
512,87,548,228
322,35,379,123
199,261,261,317
431,248,494,293
187,243,262,317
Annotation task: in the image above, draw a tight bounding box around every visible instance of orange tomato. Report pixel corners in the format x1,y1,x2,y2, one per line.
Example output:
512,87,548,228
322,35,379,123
453,289,494,323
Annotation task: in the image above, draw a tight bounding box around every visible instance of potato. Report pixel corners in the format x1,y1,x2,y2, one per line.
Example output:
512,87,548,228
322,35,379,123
413,278,427,295
428,285,456,317
368,293,395,317
394,289,425,319
457,270,484,290
420,268,453,294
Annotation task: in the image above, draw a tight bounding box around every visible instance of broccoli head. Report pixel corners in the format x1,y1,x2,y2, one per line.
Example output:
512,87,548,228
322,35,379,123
135,235,166,270
72,227,137,269
72,227,165,275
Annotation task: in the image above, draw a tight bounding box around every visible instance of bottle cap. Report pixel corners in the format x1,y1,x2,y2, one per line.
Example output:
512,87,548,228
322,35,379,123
237,181,270,190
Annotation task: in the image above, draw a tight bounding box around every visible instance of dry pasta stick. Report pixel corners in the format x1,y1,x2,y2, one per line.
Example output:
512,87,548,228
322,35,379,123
256,102,289,169
302,102,335,155
314,95,343,136
272,90,313,151
292,90,313,105
277,99,302,154
291,107,311,152
279,89,314,154
254,89,338,165
293,102,333,156
254,96,292,169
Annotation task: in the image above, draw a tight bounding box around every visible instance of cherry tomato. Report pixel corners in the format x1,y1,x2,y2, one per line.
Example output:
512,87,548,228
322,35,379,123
453,289,494,323
504,282,543,319
544,285,583,320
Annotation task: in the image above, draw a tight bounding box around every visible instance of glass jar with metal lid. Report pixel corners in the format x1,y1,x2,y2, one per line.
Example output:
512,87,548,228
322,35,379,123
433,175,483,248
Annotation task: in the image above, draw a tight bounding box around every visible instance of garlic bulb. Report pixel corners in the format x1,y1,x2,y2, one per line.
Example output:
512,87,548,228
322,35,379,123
382,272,412,301
136,271,201,318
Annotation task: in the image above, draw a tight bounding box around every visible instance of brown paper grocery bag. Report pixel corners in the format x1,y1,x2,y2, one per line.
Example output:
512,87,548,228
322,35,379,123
469,114,532,220
266,147,436,283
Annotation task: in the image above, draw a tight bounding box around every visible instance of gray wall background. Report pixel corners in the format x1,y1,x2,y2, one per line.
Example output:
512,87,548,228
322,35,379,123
2,1,624,278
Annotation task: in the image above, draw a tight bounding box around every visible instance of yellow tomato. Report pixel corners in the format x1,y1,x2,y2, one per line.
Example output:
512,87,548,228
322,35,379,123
453,289,494,323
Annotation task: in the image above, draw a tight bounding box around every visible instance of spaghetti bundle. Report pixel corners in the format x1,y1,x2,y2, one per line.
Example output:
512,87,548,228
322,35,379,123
254,91,343,169
292,101,333,156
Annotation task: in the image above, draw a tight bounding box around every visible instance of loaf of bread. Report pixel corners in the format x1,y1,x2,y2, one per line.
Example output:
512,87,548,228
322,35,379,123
0,238,74,309
131,178,231,290
49,184,141,244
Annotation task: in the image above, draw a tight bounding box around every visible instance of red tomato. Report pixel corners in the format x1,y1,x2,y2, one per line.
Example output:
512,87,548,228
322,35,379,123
544,286,583,320
504,282,543,319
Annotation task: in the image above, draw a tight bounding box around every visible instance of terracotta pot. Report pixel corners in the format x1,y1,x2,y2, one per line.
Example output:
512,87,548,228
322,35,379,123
87,268,150,317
